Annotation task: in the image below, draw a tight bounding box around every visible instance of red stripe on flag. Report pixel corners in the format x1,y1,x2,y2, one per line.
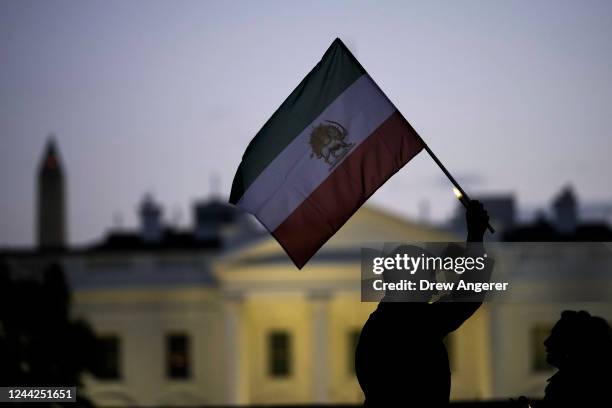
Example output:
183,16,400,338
272,111,425,268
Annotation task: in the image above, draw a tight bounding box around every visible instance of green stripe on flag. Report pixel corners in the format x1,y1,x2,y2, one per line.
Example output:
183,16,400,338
230,38,366,204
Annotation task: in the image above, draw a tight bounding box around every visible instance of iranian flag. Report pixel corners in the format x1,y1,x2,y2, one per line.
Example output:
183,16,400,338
230,38,424,268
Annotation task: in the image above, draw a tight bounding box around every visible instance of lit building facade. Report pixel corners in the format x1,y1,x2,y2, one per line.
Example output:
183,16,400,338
3,141,612,406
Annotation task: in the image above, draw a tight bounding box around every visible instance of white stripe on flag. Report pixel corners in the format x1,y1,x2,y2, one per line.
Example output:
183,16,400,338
238,74,396,231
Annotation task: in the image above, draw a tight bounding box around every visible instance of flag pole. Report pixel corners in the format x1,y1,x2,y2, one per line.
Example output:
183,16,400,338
420,141,495,234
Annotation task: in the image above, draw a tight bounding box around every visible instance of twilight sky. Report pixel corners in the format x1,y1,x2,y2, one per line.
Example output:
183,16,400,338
1,0,612,246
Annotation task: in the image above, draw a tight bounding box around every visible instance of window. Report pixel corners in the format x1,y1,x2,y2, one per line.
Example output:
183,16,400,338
268,331,291,378
96,335,121,380
166,333,191,379
532,324,553,372
348,329,361,375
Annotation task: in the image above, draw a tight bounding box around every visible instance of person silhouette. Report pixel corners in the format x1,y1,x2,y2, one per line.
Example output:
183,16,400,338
355,200,492,407
514,310,612,407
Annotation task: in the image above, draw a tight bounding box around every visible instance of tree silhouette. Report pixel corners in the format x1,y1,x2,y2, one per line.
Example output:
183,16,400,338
0,260,99,407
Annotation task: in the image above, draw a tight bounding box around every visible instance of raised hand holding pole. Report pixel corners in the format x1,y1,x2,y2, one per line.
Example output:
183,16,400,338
420,141,495,234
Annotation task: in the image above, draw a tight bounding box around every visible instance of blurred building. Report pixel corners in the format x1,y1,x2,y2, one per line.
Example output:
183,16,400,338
448,187,612,242
504,185,612,241
449,194,516,237
2,141,612,406
551,186,577,234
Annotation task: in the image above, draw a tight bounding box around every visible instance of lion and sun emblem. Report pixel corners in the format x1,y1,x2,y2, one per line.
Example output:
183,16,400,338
309,120,355,169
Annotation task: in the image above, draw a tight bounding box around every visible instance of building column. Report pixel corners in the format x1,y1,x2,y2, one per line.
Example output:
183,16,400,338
310,290,331,403
224,292,248,404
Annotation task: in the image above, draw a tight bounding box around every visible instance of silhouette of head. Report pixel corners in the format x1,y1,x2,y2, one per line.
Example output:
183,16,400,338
381,245,436,302
544,310,612,369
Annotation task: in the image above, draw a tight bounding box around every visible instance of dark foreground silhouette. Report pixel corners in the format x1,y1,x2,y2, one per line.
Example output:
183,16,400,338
0,261,99,407
514,310,612,408
355,201,491,407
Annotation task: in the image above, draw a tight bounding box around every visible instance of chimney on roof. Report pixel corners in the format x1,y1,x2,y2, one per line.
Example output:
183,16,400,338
193,199,225,241
139,194,163,243
552,185,578,234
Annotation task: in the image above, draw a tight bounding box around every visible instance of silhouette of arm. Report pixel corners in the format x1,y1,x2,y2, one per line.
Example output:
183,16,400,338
430,255,494,334
431,200,493,334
